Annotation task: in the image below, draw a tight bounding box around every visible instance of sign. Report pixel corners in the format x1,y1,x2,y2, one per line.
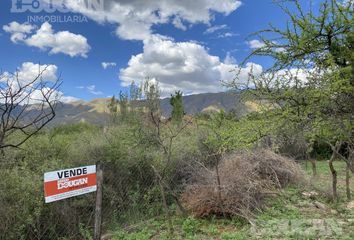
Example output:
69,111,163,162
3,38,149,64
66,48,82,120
44,165,97,203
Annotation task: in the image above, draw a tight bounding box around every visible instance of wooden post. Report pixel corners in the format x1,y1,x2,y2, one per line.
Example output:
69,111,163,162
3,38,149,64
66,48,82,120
94,161,103,240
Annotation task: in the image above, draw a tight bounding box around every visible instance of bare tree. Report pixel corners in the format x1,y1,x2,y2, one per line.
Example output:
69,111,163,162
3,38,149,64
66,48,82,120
138,79,190,234
0,66,61,151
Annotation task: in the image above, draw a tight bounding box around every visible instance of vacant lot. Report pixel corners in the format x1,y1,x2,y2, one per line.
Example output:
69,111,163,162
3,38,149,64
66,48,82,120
109,160,354,240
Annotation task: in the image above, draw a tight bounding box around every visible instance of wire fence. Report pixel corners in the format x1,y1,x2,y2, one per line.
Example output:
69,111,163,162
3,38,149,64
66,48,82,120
0,159,169,240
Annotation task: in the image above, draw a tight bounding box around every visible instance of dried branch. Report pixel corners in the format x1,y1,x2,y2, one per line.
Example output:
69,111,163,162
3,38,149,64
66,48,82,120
0,67,61,151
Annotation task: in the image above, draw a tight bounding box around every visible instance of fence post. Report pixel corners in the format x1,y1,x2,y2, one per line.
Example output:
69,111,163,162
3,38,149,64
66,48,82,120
94,161,103,240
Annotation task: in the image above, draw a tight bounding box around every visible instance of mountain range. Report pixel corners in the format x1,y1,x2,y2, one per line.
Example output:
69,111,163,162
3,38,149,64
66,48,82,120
48,92,259,126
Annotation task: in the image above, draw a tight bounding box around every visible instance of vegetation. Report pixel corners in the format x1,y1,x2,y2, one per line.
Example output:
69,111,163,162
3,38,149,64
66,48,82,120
230,0,354,201
170,91,184,124
0,66,61,150
1,0,353,239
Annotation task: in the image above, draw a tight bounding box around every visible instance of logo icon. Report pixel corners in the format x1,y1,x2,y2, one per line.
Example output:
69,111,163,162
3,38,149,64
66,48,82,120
12,0,42,12
16,0,40,10
11,0,104,13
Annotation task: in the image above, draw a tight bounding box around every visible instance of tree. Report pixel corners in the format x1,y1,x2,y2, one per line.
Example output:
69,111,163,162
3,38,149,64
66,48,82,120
107,96,119,124
230,0,353,200
118,90,128,120
138,80,190,234
170,90,184,124
129,81,143,118
107,82,143,124
0,66,60,152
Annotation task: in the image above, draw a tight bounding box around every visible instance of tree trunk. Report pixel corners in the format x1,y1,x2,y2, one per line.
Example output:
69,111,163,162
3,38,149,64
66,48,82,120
329,151,338,202
346,165,351,201
215,159,222,203
152,165,173,235
94,161,103,240
346,151,353,201
311,158,317,177
158,179,173,235
171,194,187,216
306,142,316,176
215,155,225,217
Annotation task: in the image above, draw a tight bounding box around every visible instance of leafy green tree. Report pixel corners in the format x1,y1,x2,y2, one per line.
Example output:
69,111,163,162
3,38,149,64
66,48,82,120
118,90,129,120
108,82,144,124
231,0,353,200
129,81,143,118
143,79,161,118
170,90,184,124
108,96,119,124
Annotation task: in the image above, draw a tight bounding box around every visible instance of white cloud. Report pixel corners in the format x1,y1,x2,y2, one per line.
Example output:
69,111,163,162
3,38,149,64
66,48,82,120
204,25,238,38
271,68,314,86
236,66,320,91
3,22,90,57
341,0,354,7
247,39,286,52
204,24,227,34
247,39,266,49
102,62,117,69
77,85,103,95
172,16,187,31
0,62,78,104
58,0,242,40
16,62,58,83
2,21,35,42
28,87,79,104
217,32,238,38
224,52,236,64
119,35,262,96
60,95,80,103
0,62,58,93
87,85,103,95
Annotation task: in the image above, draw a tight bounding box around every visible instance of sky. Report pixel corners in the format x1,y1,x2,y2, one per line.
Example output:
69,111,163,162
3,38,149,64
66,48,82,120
0,0,313,102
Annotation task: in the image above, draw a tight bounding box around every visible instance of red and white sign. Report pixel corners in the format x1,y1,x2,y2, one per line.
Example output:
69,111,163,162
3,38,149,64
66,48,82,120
44,165,97,203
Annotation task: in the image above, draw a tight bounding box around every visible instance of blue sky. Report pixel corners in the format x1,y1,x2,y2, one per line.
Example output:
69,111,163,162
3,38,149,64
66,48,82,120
0,0,312,101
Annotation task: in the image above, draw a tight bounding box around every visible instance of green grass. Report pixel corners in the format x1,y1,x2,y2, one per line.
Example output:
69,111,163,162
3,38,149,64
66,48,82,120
111,216,248,240
302,159,348,176
109,160,354,239
303,160,354,201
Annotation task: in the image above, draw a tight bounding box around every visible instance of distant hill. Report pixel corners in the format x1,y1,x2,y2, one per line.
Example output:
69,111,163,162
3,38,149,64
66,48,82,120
47,92,255,126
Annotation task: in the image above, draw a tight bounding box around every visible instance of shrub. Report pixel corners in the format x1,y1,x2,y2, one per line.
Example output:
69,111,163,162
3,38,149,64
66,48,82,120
181,149,305,221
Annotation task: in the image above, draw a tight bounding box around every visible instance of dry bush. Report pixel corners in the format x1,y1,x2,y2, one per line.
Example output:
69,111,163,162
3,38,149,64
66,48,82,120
181,149,305,221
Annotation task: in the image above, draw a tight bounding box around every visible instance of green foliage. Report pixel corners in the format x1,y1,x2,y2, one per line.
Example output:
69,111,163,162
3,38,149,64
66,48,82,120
107,82,145,124
1,115,206,239
113,228,154,240
143,79,160,116
118,90,129,120
170,90,184,124
249,0,353,71
111,216,248,240
129,81,142,102
229,0,354,170
220,231,247,240
79,223,93,240
108,95,119,123
199,110,282,157
50,122,98,136
182,217,201,236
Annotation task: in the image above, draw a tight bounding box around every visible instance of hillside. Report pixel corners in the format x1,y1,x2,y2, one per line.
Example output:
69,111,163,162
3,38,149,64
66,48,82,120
49,92,253,126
